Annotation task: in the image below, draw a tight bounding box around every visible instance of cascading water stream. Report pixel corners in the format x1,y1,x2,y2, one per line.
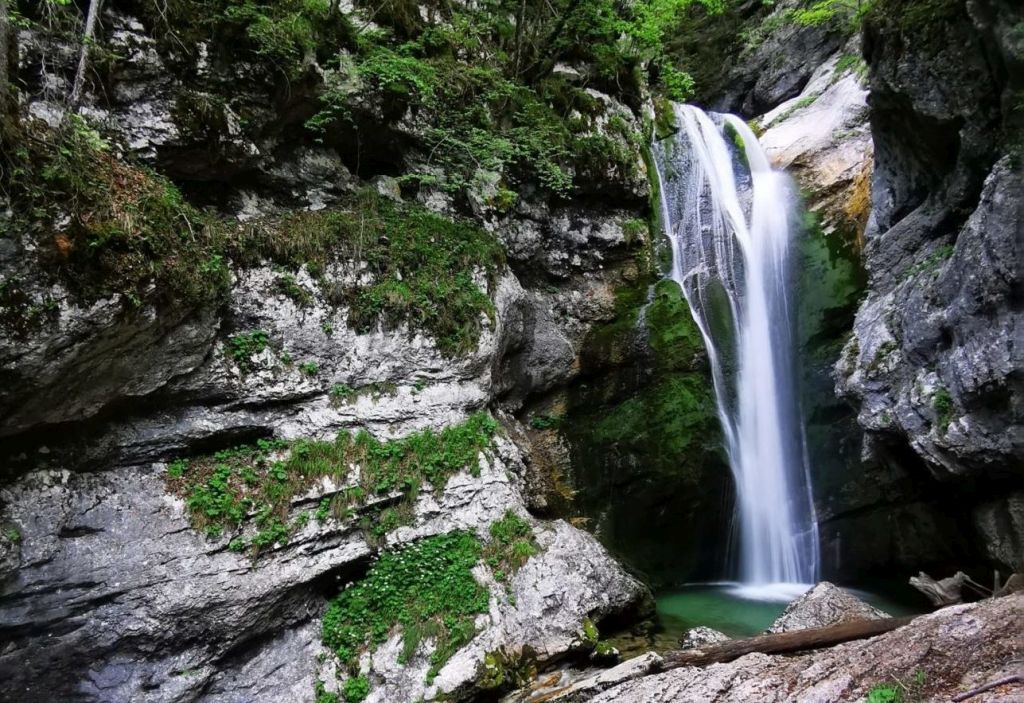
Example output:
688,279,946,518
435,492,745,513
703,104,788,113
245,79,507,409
652,103,819,601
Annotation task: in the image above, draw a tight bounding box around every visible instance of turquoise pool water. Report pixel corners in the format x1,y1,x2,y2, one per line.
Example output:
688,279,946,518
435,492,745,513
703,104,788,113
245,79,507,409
612,582,928,655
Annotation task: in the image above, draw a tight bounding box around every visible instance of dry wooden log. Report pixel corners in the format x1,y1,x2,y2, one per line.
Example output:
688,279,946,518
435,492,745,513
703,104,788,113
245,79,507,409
910,571,1002,606
994,573,1024,598
661,616,916,669
910,571,966,606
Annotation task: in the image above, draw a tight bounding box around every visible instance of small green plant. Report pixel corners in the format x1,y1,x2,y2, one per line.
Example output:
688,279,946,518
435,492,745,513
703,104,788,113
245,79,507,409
167,459,188,479
776,94,819,123
315,496,333,522
865,669,927,703
529,414,562,430
314,678,339,703
299,361,320,376
342,675,369,703
907,244,954,278
4,525,21,543
867,684,901,703
412,377,427,394
329,383,355,403
228,330,270,371
622,218,648,244
933,387,955,433
483,511,539,589
275,273,313,306
867,339,898,374
834,53,868,82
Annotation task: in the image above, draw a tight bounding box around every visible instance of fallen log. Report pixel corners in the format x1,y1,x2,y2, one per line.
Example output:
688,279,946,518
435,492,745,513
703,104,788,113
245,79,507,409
661,616,916,669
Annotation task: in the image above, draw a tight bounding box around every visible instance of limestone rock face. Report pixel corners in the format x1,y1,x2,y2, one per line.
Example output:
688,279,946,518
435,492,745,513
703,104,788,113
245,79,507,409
759,42,872,240
767,582,888,634
588,595,1024,703
0,7,656,703
828,0,1024,575
0,435,647,703
713,0,848,116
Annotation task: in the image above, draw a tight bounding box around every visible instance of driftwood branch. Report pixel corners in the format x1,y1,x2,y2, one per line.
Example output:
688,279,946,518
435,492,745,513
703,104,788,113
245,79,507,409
661,617,915,669
951,674,1024,702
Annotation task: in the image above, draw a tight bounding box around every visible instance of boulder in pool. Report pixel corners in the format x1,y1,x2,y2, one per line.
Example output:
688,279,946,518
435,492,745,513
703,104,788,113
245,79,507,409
767,581,889,634
678,626,730,649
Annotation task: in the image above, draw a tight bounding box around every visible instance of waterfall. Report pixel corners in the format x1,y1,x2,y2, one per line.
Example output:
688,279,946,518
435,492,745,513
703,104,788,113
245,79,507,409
652,103,819,601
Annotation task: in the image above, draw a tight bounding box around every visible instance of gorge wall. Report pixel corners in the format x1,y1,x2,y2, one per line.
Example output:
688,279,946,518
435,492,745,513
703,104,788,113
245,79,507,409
0,0,1022,701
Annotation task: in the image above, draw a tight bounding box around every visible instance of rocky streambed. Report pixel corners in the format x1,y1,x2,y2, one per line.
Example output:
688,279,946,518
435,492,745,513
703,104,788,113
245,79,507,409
508,586,1024,703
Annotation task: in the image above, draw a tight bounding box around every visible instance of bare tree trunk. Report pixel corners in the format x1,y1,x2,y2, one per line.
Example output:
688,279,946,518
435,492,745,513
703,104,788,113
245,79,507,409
69,0,103,110
512,0,527,76
0,0,10,116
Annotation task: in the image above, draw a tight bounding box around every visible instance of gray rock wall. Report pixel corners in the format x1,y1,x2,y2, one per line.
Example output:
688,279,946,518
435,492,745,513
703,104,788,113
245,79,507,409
836,0,1024,574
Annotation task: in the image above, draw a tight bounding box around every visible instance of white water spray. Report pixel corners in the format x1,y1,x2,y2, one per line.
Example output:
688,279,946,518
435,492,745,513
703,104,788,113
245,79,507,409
652,104,819,601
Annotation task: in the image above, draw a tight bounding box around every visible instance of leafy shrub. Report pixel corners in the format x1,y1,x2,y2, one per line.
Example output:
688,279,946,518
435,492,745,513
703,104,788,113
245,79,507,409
321,532,490,683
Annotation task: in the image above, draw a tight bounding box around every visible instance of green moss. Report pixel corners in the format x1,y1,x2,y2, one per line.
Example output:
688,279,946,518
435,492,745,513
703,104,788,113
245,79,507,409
165,412,499,552
645,279,705,371
834,54,868,82
906,243,954,279
867,340,898,374
581,616,599,645
529,414,563,430
589,375,718,464
3,525,21,543
652,95,680,140
275,273,313,306
795,210,866,362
